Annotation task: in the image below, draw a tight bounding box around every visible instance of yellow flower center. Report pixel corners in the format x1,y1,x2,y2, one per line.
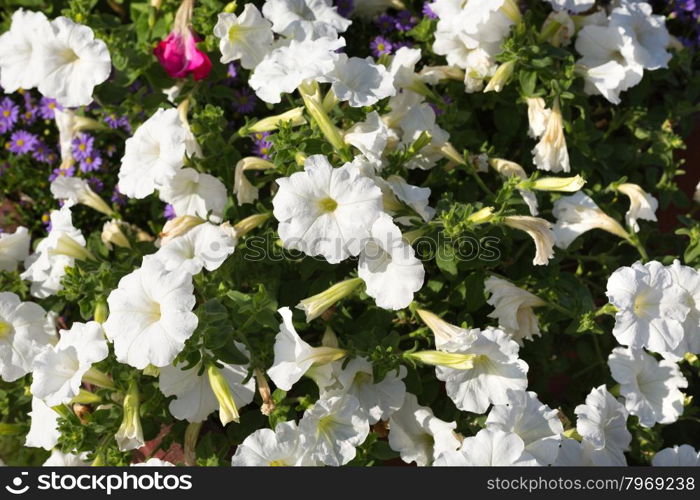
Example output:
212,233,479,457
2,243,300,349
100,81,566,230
0,319,13,339
268,460,287,466
2,110,9,117
318,197,338,213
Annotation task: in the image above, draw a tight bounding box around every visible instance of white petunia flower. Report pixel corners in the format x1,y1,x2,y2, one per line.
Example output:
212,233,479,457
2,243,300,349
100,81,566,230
324,357,406,424
358,213,425,310
575,23,643,104
485,276,546,345
664,260,700,359
574,385,631,466
262,0,351,40
231,421,316,466
552,191,629,248
416,308,470,350
154,222,236,275
267,307,346,390
606,261,688,354
118,108,194,200
546,0,595,13
272,154,383,263
326,54,395,107
159,347,255,423
397,102,450,170
213,5,274,70
249,35,344,103
386,175,435,222
0,226,30,272
486,390,563,465
503,216,556,266
526,97,550,139
158,168,228,222
36,16,111,107
0,9,52,92
0,292,55,382
344,111,390,166
31,321,108,406
298,393,370,466
25,397,60,450
43,450,90,467
610,1,671,70
50,176,113,216
103,256,198,369
652,445,700,466
434,428,538,466
21,203,89,298
463,48,498,93
489,158,539,216
435,327,529,413
607,346,687,427
617,183,658,232
388,393,460,466
532,100,570,173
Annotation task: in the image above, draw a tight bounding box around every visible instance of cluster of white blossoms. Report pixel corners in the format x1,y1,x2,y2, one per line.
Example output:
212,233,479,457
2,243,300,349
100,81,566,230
430,0,519,93
214,1,394,107
0,0,697,469
574,1,671,104
0,10,111,107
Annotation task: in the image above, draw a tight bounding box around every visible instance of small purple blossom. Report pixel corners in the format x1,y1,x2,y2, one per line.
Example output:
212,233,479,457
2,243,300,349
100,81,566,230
252,132,273,159
31,141,56,164
422,2,438,20
49,164,76,182
72,133,94,161
21,93,37,125
0,98,19,133
80,153,103,173
375,14,396,33
336,0,353,18
370,36,393,57
111,186,127,206
164,204,176,220
395,11,417,32
105,144,118,157
233,88,256,114
104,113,121,129
38,97,62,120
41,212,51,231
8,130,38,154
88,177,104,193
227,62,238,79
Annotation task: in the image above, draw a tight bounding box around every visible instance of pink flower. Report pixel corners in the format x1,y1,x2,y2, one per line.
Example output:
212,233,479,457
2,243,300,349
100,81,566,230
154,30,212,81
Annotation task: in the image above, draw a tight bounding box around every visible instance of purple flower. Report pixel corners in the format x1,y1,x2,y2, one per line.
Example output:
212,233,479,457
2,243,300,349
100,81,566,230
88,177,104,193
227,62,238,79
104,113,121,129
8,130,38,154
80,153,103,172
395,11,417,32
370,36,393,57
118,116,132,133
422,2,438,20
336,0,353,18
233,88,256,114
375,14,396,33
111,186,127,206
72,133,94,161
32,141,56,164
164,204,176,220
252,132,273,159
0,98,19,133
38,97,62,120
20,93,37,125
105,144,118,157
49,164,76,182
41,212,51,231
